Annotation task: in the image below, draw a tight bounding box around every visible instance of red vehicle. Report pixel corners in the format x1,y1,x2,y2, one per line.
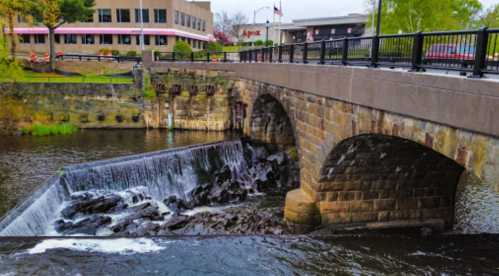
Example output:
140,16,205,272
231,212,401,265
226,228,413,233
425,44,475,62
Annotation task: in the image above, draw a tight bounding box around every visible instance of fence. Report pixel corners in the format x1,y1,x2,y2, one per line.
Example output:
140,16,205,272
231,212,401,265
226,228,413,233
238,28,499,78
57,54,142,63
154,51,240,63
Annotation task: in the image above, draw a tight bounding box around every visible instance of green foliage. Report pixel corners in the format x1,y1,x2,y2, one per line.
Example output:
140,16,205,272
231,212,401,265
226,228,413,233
0,37,23,82
111,49,120,56
22,123,78,136
477,4,499,27
265,40,274,46
125,50,137,57
142,71,156,99
287,147,298,161
207,42,223,53
174,40,192,60
254,40,264,46
368,0,482,33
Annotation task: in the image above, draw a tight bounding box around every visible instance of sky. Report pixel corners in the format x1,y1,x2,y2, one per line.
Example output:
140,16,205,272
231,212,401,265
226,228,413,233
208,0,499,24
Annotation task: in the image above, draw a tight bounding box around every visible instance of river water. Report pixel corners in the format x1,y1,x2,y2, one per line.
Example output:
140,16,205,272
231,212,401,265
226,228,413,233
0,130,498,275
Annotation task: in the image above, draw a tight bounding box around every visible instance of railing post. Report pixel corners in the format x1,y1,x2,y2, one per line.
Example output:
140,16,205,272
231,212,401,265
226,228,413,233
472,27,489,78
278,45,283,63
269,47,273,63
290,44,295,63
254,50,258,63
320,40,326,65
411,32,424,71
207,52,211,63
371,36,380,67
261,48,265,62
303,42,308,64
223,52,228,62
191,52,195,62
342,38,349,65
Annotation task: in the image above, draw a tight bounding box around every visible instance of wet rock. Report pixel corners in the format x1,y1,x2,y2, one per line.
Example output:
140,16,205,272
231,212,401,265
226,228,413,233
61,195,123,219
162,215,192,231
55,215,111,235
164,196,192,214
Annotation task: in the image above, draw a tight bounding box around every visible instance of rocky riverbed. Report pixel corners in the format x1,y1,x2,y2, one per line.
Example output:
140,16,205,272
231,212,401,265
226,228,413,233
52,141,299,237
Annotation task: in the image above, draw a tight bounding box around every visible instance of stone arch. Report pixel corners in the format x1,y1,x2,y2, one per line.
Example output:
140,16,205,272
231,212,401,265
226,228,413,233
249,93,297,149
317,134,464,229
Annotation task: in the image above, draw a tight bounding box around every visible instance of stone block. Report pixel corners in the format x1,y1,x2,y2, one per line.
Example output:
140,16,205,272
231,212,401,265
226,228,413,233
374,199,396,211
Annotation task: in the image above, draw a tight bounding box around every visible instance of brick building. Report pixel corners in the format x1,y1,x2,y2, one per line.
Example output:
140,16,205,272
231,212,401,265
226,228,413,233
13,0,214,55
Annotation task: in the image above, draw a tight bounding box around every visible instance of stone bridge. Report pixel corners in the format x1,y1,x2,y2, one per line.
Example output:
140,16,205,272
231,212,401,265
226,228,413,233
147,58,499,232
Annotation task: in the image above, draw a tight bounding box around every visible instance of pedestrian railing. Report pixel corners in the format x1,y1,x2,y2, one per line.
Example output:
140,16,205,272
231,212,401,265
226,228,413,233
154,51,240,63
57,54,142,63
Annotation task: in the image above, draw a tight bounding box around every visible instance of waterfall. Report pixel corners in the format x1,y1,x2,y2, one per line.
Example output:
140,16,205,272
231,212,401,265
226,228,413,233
0,141,247,236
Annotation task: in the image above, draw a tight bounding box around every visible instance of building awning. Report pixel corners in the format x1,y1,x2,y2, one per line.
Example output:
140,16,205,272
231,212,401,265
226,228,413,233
13,27,211,41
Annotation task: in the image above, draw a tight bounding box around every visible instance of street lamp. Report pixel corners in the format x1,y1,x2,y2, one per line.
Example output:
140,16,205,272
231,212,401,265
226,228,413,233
139,0,145,51
376,0,382,36
265,20,270,45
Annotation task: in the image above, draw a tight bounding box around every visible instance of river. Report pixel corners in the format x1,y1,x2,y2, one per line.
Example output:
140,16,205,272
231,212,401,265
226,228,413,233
0,130,497,275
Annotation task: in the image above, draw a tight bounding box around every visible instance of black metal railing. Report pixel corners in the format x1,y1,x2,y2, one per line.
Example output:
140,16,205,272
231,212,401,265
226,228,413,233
239,27,499,77
57,54,142,63
155,51,240,63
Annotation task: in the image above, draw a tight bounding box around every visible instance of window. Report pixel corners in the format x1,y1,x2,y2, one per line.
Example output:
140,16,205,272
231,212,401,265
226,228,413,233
175,10,180,24
116,9,130,23
181,12,185,26
82,34,95,44
135,9,149,23
55,34,60,44
135,35,150,45
197,20,201,30
99,34,113,44
19,34,30,44
34,34,45,44
202,20,206,31
192,17,196,29
64,34,77,44
17,15,27,23
98,9,112,23
186,15,191,28
155,35,167,46
154,9,166,23
118,34,131,45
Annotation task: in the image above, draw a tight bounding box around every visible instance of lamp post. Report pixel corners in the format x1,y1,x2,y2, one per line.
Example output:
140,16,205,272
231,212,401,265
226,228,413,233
376,0,382,36
265,20,270,46
139,0,145,51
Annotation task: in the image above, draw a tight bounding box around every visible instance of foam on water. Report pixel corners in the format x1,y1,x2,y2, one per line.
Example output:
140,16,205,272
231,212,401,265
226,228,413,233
26,238,165,255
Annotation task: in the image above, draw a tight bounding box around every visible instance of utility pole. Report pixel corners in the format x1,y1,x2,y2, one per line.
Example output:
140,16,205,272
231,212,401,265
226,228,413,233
265,20,270,45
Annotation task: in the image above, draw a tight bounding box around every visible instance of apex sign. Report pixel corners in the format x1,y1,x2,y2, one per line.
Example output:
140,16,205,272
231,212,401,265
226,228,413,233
243,30,261,38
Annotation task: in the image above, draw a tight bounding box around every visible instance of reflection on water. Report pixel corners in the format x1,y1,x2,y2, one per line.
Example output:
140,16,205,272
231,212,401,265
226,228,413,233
0,235,498,275
0,130,238,217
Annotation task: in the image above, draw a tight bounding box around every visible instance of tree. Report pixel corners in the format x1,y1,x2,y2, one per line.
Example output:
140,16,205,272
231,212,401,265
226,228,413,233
0,36,23,81
477,4,499,28
0,0,34,57
368,0,482,34
30,0,95,70
214,11,248,44
173,40,192,60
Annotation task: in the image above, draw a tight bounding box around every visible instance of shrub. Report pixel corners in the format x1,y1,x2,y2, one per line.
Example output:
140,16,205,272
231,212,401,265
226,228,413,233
254,40,264,46
111,49,120,56
207,42,223,53
173,41,192,60
125,50,137,57
265,40,274,47
98,48,112,56
22,123,78,136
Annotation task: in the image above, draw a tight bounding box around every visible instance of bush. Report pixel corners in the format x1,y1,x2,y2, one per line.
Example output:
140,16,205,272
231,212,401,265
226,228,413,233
22,123,78,136
125,50,137,57
174,41,192,60
111,49,120,56
265,40,274,46
254,40,264,46
98,48,112,56
207,42,223,53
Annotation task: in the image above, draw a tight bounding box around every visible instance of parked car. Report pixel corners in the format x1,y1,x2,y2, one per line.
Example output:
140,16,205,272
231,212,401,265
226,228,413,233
425,44,475,62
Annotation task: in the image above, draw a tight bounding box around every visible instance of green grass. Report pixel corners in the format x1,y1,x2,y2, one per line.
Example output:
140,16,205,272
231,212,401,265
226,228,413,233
21,123,78,136
223,46,242,53
0,71,133,84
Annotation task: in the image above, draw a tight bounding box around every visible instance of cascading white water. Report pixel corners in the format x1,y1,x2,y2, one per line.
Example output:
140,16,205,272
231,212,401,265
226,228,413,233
0,141,247,236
